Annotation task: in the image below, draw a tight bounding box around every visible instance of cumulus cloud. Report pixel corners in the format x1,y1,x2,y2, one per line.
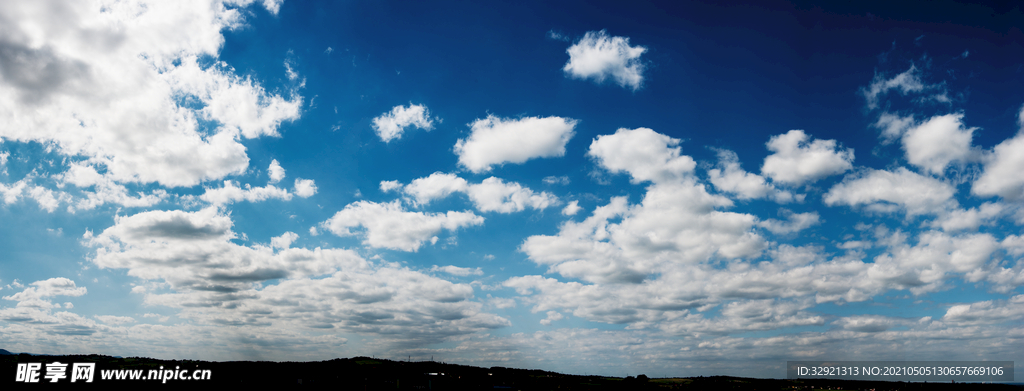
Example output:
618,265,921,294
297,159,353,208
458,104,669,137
454,115,577,173
0,0,301,188
371,103,434,143
561,200,582,216
519,178,762,285
824,167,956,216
431,265,484,276
2,278,86,306
940,295,1024,326
200,180,291,206
402,172,469,205
465,177,559,213
588,127,696,184
270,231,299,249
973,111,1024,199
80,209,509,347
761,130,854,185
874,112,915,143
51,163,167,212
268,159,286,183
539,310,564,325
321,200,483,251
902,113,977,174
757,210,820,235
563,30,647,91
294,178,317,197
389,173,559,214
708,149,795,202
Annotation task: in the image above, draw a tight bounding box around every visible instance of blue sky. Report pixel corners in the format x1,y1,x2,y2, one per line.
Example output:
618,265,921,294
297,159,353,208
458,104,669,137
0,0,1022,379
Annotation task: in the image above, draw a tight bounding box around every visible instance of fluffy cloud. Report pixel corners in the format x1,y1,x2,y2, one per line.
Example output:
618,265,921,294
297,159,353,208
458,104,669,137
588,127,696,184
389,173,559,214
824,167,956,216
902,113,977,174
708,149,795,202
268,159,286,183
519,178,762,285
973,111,1024,199
757,210,820,235
87,208,350,292
294,178,317,198
321,200,483,251
270,231,299,249
563,30,646,91
371,103,434,143
58,163,167,211
0,0,300,188
874,112,915,143
402,172,469,205
77,209,509,348
2,278,86,307
561,200,582,216
940,295,1024,326
431,265,484,277
454,115,577,173
200,180,291,206
465,177,559,213
761,130,854,185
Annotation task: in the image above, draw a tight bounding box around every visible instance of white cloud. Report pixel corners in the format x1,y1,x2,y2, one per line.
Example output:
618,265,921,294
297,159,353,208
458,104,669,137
861,65,926,110
95,315,136,325
561,200,581,216
708,149,795,202
0,1,301,188
0,179,27,205
58,164,167,211
268,159,286,183
454,115,577,173
321,200,483,251
390,173,558,214
758,210,820,235
402,172,469,205
588,127,696,184
902,114,976,174
270,231,299,249
542,175,570,185
283,59,299,81
77,209,509,348
2,278,86,305
824,167,956,216
519,179,761,286
294,178,317,197
930,203,1003,232
466,177,559,213
431,265,484,277
874,112,915,143
973,119,1024,199
940,295,1024,326
371,103,434,143
200,180,291,206
761,130,854,185
563,30,646,91
262,0,284,15
539,310,564,325
379,180,402,193
87,207,362,293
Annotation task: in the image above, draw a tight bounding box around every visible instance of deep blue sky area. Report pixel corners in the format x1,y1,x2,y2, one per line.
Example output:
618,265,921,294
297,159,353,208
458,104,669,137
0,0,1021,380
